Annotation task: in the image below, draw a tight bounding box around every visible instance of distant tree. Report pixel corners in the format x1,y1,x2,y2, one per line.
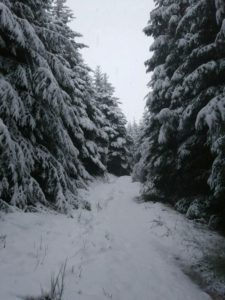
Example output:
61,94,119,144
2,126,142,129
127,119,140,169
51,0,75,23
132,109,153,185
94,67,131,176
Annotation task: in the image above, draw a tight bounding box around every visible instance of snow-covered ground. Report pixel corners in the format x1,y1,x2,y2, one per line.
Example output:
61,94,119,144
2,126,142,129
0,176,224,300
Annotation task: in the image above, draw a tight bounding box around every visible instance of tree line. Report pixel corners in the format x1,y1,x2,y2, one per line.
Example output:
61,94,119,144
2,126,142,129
0,0,130,212
134,0,225,230
1,0,225,231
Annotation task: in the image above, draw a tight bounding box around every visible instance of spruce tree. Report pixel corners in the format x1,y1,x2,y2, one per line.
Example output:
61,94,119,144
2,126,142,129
136,0,187,200
94,67,130,176
127,120,141,170
132,110,152,184
137,0,225,224
0,0,105,212
50,3,107,177
51,0,74,23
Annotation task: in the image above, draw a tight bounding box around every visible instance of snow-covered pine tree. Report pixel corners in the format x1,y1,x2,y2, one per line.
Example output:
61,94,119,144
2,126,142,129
167,0,225,220
137,0,225,225
75,66,108,176
94,67,131,176
51,0,74,23
0,0,105,212
127,120,141,170
193,0,225,220
91,66,109,167
168,0,220,202
132,110,152,185
134,0,187,201
50,5,107,177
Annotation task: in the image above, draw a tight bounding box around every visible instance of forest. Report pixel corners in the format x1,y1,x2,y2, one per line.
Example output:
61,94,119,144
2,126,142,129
0,0,130,212
0,0,225,300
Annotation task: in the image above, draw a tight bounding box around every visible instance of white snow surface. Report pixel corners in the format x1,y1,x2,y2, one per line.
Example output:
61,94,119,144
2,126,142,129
0,176,221,300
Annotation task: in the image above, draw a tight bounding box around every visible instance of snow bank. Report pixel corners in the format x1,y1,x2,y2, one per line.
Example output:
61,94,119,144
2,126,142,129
0,176,224,299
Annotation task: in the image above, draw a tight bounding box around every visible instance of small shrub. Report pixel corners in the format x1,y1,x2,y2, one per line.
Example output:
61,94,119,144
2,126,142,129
208,215,222,230
175,198,191,214
186,198,209,220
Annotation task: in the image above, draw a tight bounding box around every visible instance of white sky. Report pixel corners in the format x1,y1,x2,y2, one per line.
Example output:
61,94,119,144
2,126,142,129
67,0,155,122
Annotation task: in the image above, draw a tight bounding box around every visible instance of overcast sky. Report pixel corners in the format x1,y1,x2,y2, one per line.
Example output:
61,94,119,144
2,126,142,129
67,0,155,122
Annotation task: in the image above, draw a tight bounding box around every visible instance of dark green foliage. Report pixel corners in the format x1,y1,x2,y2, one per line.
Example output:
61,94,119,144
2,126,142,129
0,0,107,211
94,67,131,176
135,0,225,227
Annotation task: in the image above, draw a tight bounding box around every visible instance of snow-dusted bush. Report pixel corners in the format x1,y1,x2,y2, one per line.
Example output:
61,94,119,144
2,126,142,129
208,214,222,230
186,198,209,220
175,198,191,214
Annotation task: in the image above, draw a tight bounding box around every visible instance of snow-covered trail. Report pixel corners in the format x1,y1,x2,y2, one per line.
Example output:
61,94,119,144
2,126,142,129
64,176,211,300
0,176,220,300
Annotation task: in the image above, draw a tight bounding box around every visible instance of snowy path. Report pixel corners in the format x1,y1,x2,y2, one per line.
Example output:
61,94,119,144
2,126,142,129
0,176,221,300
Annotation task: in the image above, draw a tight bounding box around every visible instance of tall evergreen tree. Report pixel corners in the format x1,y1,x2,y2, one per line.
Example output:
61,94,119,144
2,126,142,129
132,110,152,185
50,2,107,177
51,0,74,23
135,0,188,200
127,120,141,170
136,0,225,224
0,0,106,212
94,67,130,176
